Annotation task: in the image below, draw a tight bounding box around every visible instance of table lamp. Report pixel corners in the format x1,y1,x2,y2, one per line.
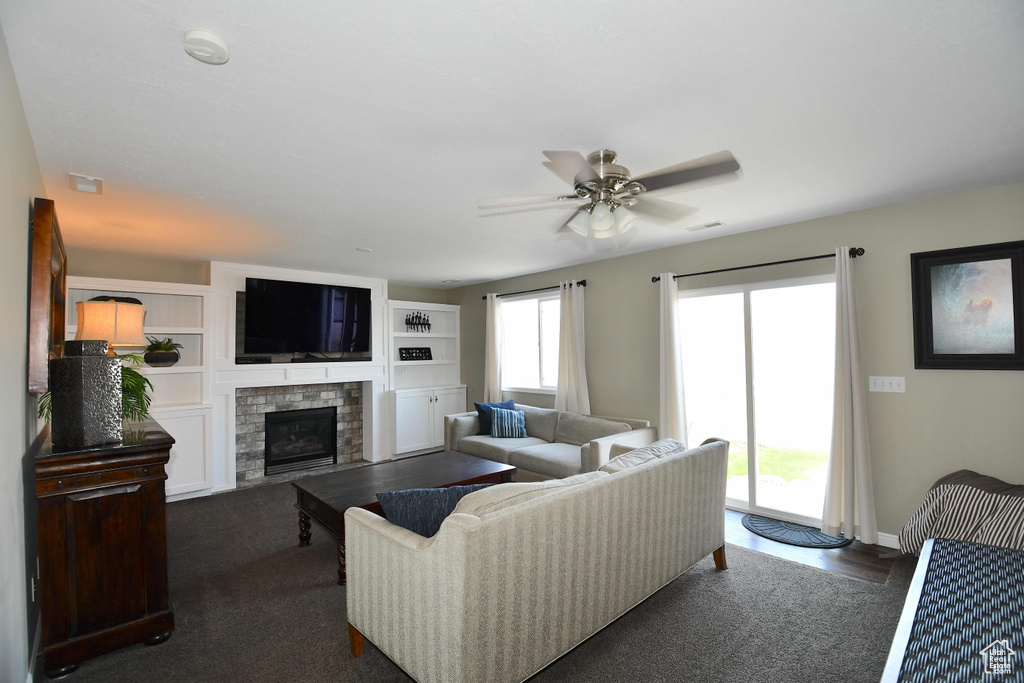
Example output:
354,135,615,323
75,297,146,354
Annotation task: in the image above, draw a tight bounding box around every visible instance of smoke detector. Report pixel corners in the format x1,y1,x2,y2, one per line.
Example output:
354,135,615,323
183,29,229,65
68,173,103,194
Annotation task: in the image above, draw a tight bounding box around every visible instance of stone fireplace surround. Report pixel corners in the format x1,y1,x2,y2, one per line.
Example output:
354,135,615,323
235,382,362,487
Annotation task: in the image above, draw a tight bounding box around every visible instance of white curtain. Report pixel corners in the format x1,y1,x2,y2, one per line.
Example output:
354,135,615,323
822,248,878,543
659,273,687,445
555,281,591,413
483,293,503,403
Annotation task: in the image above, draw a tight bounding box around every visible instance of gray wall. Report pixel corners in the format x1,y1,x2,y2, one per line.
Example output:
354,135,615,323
0,24,45,683
448,182,1024,536
67,247,209,285
387,283,450,304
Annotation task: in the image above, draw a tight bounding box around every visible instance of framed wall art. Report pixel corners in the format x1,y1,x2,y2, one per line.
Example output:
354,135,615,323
910,240,1023,370
28,197,67,393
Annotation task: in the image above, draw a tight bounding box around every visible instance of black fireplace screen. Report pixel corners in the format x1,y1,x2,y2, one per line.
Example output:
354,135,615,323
264,406,337,475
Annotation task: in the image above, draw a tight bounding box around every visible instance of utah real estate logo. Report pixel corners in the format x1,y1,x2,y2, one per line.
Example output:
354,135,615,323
980,640,1015,676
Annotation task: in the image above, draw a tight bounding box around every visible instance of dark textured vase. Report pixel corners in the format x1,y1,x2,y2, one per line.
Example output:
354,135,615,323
144,350,179,367
49,340,122,449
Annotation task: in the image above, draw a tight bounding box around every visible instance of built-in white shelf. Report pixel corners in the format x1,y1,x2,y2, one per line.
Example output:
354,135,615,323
137,365,204,376
393,359,457,367
392,333,458,339
66,275,214,499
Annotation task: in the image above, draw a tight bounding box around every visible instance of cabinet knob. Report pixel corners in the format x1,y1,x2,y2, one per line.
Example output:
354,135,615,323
141,467,150,477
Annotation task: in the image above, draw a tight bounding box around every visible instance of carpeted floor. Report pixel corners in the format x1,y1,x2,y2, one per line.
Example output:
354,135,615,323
41,481,916,682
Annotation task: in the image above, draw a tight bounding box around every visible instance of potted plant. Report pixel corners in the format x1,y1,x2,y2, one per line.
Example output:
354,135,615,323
144,336,183,367
38,352,153,423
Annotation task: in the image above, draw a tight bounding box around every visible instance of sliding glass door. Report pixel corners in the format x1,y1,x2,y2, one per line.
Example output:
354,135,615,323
678,275,836,524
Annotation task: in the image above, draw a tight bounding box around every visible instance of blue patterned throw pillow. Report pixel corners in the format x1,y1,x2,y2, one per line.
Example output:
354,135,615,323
474,399,514,435
490,407,527,438
376,484,493,538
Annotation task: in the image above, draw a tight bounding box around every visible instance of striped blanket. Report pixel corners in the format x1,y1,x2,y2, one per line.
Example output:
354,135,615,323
899,470,1024,555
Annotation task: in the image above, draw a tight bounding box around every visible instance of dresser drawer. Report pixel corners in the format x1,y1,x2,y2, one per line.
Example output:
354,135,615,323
37,464,165,498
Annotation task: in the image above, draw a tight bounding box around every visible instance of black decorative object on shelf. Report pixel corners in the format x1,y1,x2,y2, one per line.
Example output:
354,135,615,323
404,312,431,333
48,340,122,449
399,347,433,361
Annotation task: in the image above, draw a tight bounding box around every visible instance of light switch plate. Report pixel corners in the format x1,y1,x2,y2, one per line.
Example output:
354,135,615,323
869,376,905,393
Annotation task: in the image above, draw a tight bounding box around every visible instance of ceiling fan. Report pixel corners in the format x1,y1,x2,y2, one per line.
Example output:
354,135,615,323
479,149,741,238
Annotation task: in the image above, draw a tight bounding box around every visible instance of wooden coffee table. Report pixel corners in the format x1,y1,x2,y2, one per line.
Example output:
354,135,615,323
292,450,515,584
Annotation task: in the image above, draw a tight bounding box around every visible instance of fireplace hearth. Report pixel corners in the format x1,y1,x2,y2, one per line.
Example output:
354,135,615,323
264,407,337,475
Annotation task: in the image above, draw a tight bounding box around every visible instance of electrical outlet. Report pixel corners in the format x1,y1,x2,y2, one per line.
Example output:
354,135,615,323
869,376,906,393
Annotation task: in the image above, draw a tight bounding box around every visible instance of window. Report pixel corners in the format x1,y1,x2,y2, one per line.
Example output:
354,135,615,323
501,294,560,391
678,274,836,524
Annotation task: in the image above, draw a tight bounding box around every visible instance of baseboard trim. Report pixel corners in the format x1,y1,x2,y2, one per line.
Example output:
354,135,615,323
875,532,900,549
27,617,41,683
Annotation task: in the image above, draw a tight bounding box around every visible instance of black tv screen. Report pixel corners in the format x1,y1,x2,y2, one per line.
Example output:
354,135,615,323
243,278,371,354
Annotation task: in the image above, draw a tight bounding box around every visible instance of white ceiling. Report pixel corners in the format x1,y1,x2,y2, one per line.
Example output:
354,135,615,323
2,1,1023,287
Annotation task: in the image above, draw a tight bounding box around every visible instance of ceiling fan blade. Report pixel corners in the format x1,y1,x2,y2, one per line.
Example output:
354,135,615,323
633,151,740,193
542,150,600,185
629,198,699,224
557,208,584,233
477,194,578,210
479,203,586,218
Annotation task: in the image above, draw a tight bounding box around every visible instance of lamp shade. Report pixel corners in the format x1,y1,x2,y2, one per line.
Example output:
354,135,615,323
590,202,614,232
614,207,638,234
76,300,146,348
567,210,591,237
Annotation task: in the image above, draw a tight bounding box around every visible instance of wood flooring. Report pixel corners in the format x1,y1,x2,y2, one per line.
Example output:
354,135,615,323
724,509,898,583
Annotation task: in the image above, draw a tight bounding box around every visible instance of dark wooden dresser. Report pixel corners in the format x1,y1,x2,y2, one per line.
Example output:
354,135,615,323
35,419,175,678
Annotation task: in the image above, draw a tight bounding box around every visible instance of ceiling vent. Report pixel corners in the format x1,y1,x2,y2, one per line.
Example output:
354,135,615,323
68,174,103,194
685,221,723,232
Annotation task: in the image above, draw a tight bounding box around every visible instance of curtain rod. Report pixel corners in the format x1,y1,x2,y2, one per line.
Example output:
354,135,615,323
651,248,865,283
482,279,586,300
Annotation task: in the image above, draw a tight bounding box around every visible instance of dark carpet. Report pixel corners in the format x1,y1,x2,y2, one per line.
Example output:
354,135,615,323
741,513,854,549
42,481,916,682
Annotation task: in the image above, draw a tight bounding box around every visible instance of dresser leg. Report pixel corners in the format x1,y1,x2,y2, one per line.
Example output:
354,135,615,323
44,663,78,679
298,512,312,547
144,631,173,646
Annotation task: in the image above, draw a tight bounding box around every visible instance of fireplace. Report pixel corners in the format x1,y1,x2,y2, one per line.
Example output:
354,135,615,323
264,407,337,476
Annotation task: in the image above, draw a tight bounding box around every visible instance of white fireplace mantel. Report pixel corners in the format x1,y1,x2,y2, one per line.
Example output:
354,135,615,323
208,261,390,495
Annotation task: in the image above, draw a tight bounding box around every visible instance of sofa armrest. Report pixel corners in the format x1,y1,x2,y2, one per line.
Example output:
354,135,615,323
445,412,479,451
581,426,659,472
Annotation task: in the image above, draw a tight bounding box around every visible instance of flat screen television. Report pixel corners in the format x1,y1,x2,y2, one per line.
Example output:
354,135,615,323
243,278,371,355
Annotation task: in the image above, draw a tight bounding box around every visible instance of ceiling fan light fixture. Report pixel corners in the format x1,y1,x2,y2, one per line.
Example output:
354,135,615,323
590,202,614,232
567,210,591,237
613,207,637,234
592,226,616,239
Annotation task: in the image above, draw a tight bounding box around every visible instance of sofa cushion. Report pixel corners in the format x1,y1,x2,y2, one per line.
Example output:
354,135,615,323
376,484,493,538
554,412,632,446
514,404,559,443
458,435,547,464
474,399,514,435
509,442,584,479
452,471,607,517
491,408,527,438
600,438,686,473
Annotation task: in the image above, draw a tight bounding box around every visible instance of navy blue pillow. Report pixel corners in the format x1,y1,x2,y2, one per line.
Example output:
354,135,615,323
376,484,493,538
474,399,514,435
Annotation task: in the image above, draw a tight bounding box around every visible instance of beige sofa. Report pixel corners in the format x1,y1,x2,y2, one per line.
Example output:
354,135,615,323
444,403,657,480
345,437,730,683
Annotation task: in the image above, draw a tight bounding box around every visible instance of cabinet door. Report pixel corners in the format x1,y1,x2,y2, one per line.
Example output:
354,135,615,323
158,409,212,496
432,387,467,447
394,389,434,453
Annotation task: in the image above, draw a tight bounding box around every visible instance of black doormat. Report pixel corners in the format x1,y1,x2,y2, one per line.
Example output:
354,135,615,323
741,514,853,549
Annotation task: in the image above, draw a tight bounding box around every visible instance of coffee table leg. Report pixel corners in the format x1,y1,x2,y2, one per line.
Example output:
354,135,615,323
338,543,346,586
298,512,312,547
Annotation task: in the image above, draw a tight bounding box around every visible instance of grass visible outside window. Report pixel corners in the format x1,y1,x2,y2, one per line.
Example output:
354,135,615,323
727,442,828,481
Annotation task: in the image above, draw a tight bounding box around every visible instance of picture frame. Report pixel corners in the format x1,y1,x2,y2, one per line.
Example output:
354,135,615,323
398,347,432,361
28,198,67,394
910,240,1023,370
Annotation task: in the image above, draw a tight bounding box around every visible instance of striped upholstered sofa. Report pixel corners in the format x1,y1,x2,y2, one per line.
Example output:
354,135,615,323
344,437,729,683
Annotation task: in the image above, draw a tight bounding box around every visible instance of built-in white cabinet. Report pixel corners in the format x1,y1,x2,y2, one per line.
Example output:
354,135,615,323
393,386,467,455
66,276,213,499
387,300,464,457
